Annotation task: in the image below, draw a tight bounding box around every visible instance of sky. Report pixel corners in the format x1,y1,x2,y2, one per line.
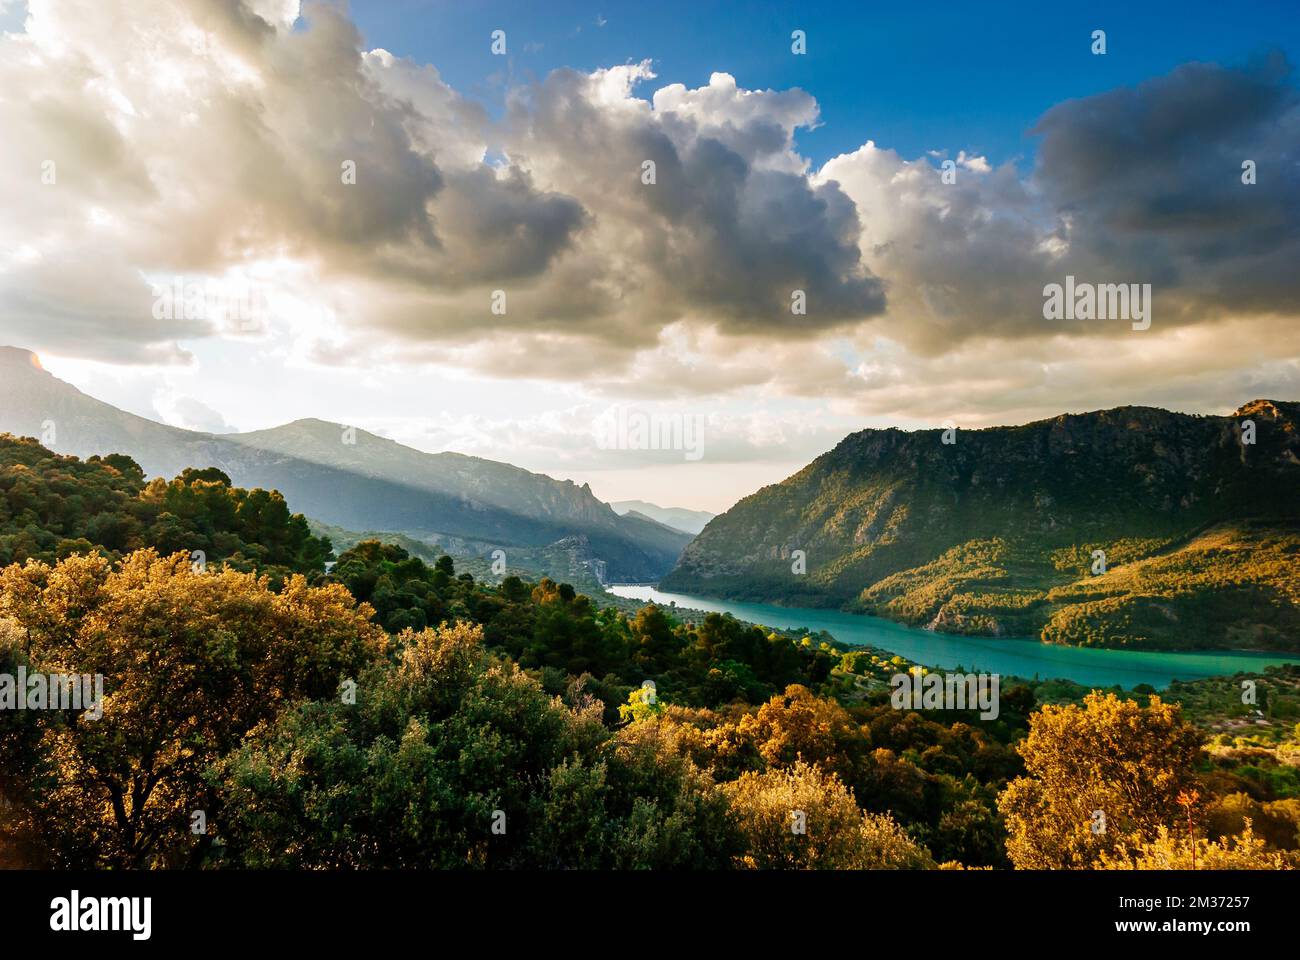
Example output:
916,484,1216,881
1,0,1298,512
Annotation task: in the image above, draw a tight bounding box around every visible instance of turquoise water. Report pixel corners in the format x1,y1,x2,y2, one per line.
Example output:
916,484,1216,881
607,586,1300,690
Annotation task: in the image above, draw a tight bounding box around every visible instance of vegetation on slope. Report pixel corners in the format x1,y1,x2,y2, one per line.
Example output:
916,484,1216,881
0,349,691,581
0,433,330,576
859,521,1300,651
663,401,1300,651
2,433,1298,871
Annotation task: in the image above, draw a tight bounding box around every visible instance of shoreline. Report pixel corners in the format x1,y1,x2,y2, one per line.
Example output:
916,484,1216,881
602,583,1300,661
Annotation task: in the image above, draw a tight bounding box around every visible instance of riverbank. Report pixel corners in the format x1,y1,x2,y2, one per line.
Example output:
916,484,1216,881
604,584,1300,689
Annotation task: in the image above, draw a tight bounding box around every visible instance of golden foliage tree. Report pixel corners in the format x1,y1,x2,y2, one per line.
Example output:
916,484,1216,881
724,759,934,869
0,549,387,867
736,684,870,785
997,692,1203,869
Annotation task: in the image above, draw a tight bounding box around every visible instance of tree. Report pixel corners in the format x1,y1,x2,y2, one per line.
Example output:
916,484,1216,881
920,774,1008,868
724,760,934,869
0,435,330,575
1205,792,1300,851
629,604,679,673
736,684,871,790
596,716,741,869
217,621,617,868
997,692,1203,869
0,549,386,867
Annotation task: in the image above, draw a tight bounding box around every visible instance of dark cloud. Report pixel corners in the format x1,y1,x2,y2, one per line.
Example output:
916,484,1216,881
502,66,886,341
822,53,1300,353
1031,53,1300,322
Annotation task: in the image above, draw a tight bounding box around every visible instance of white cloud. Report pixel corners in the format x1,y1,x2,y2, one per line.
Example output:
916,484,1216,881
153,388,235,433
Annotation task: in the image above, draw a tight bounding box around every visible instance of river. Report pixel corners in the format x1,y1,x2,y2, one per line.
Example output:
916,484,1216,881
606,585,1300,689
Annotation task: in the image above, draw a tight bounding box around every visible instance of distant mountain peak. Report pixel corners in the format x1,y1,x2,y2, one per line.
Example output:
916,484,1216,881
244,417,346,436
611,499,715,535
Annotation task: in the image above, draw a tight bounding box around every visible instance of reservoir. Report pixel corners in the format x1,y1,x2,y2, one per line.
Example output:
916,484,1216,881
607,585,1300,689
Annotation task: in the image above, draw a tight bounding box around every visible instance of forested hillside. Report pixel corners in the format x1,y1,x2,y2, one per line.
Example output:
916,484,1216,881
663,401,1300,652
0,433,329,575
1,435,1298,870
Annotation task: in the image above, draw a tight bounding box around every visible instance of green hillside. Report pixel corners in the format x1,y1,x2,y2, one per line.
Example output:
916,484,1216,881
0,433,329,576
662,401,1300,652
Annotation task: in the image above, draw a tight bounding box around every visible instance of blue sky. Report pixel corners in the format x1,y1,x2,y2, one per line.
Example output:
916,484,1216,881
349,0,1300,169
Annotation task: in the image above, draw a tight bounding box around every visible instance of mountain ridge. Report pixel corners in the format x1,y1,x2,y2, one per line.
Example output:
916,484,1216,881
661,399,1300,652
0,346,690,580
610,499,716,535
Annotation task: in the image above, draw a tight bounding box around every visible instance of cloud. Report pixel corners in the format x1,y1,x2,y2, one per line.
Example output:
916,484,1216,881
818,141,1059,351
817,55,1300,353
153,388,236,433
0,0,1295,440
1030,53,1300,324
834,314,1300,425
0,0,584,364
498,66,884,343
365,402,851,473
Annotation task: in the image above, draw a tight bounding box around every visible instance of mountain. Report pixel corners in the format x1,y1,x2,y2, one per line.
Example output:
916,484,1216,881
611,499,715,535
661,401,1300,652
0,347,690,580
